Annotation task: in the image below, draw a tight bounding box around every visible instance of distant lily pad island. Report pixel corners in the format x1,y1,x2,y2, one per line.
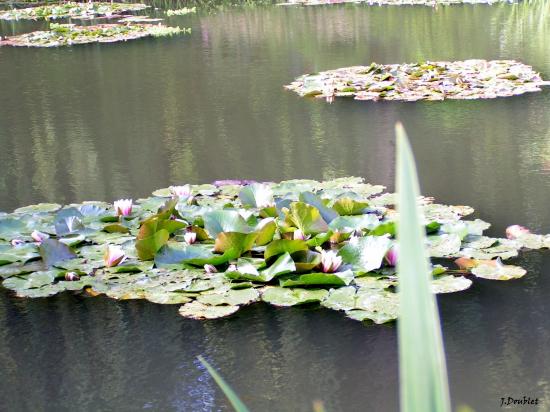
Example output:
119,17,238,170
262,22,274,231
0,2,148,21
0,23,187,47
285,60,549,102
1,178,548,324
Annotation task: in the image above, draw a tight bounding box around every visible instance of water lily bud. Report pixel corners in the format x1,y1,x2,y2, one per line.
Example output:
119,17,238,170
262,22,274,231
103,245,126,268
184,231,197,245
31,230,49,244
320,250,343,273
385,246,398,267
506,225,530,240
293,229,305,240
169,185,192,198
64,272,80,281
204,264,218,274
10,239,25,247
113,199,133,216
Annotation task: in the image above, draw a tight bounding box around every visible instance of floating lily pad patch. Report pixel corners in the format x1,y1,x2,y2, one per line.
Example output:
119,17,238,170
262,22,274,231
0,23,188,47
0,2,148,21
0,177,548,325
285,60,549,102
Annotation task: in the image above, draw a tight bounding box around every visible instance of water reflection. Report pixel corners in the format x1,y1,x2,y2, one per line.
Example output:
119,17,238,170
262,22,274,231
0,2,550,412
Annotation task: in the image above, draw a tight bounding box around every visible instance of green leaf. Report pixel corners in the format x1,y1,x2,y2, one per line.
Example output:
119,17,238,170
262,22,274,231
135,229,169,260
260,252,295,278
471,263,526,280
279,269,354,287
203,210,250,238
186,249,240,267
14,203,61,214
238,183,273,208
299,192,339,223
329,214,379,231
197,356,251,412
103,223,130,233
369,221,396,237
179,301,239,319
214,232,258,255
261,286,328,306
292,250,321,272
339,236,391,273
264,239,308,260
197,288,260,306
154,243,212,267
254,218,277,246
284,202,329,235
332,198,369,215
39,239,77,268
395,123,451,412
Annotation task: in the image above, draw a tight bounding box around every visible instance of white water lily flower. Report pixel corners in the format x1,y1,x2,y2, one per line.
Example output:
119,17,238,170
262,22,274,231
505,224,530,240
113,199,133,216
320,250,343,273
184,231,197,245
169,185,192,198
31,230,49,244
103,245,126,268
253,183,274,208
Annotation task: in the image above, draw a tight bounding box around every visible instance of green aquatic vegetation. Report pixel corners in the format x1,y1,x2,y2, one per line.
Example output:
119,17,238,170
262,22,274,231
0,177,549,324
0,2,148,21
395,124,451,412
166,7,197,16
279,0,516,6
285,60,550,103
0,23,188,47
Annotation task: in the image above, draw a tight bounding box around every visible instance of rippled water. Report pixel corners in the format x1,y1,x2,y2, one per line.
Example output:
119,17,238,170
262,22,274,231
1,2,549,411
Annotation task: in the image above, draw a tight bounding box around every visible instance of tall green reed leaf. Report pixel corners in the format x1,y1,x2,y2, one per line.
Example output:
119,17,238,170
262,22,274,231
197,355,251,412
395,123,451,412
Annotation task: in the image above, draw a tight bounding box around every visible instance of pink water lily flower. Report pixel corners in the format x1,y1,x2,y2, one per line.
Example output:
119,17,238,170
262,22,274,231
385,246,398,267
293,229,305,240
103,245,126,268
170,185,192,198
11,239,25,247
64,272,80,281
204,264,218,274
184,231,197,244
114,199,133,216
506,225,530,240
31,230,49,244
320,250,343,273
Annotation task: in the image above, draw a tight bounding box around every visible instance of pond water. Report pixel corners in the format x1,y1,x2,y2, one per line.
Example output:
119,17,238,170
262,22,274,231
1,2,550,411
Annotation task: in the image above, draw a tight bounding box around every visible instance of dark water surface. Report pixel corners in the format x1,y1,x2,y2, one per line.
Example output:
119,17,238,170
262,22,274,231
1,2,550,411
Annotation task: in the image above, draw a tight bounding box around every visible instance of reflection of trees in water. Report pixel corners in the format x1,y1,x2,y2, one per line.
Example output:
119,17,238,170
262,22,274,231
0,3,549,212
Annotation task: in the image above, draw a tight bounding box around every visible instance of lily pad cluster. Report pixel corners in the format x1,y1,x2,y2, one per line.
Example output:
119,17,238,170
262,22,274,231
1,178,548,324
285,60,549,102
0,2,148,21
0,23,188,47
278,0,514,6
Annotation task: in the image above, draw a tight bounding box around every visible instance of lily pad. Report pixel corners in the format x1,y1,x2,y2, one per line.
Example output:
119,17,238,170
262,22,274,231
339,235,392,273
179,301,240,320
261,286,328,306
